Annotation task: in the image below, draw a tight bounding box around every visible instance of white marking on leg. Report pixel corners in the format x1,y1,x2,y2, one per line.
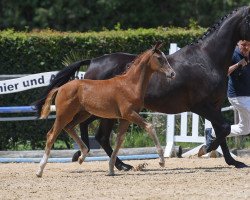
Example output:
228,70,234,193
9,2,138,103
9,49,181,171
36,152,49,177
73,137,88,164
78,148,88,164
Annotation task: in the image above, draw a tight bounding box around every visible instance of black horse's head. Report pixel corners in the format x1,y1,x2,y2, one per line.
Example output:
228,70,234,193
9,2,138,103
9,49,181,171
239,6,250,41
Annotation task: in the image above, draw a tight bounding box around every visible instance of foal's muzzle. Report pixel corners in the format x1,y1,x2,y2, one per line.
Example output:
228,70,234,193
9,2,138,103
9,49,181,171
167,71,176,79
169,71,176,79
163,69,175,79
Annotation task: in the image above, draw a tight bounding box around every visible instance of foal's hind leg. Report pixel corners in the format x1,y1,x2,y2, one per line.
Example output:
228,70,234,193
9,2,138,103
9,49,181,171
127,111,165,167
64,112,91,164
36,111,91,177
109,119,130,176
36,123,63,177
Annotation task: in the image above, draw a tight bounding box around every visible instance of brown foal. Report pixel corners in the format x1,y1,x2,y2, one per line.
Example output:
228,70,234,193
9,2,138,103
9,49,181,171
36,42,175,177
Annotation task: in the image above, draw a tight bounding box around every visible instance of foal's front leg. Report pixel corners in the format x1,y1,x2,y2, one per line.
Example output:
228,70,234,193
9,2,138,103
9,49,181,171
128,111,165,167
109,119,130,176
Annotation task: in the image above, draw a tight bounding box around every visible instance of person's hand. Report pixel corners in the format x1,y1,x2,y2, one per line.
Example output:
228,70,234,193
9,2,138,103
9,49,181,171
237,58,248,67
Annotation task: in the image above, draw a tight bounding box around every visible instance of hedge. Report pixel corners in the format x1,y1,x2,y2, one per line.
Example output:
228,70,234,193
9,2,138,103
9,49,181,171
0,28,205,150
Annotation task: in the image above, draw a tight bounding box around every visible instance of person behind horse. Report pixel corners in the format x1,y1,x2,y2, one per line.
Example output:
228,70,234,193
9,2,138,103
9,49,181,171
199,40,250,156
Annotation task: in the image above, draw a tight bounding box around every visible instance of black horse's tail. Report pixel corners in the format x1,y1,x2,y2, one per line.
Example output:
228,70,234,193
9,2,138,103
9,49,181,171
33,59,91,117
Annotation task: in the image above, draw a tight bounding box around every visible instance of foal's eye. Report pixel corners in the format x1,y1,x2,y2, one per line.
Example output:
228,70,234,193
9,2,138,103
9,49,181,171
158,57,164,64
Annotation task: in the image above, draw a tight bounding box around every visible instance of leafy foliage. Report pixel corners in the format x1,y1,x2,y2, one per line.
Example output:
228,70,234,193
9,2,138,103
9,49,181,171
0,0,249,32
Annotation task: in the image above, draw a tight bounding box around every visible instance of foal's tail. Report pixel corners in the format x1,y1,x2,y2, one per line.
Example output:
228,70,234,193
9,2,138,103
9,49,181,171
40,88,59,119
33,59,91,117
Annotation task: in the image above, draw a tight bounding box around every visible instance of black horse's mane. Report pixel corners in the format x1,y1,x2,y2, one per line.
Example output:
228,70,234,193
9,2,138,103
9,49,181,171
192,7,240,45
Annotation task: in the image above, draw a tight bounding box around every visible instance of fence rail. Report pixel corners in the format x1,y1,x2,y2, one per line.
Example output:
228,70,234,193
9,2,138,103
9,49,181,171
0,106,56,121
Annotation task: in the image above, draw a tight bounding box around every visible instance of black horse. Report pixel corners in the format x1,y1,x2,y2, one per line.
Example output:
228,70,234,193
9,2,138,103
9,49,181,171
43,6,250,170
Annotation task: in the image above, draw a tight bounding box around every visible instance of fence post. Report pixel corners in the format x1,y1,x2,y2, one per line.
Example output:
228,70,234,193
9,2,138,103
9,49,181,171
169,43,180,55
164,114,175,157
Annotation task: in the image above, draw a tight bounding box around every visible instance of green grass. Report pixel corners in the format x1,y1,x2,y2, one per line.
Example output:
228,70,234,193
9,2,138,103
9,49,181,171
9,121,250,151
122,130,166,148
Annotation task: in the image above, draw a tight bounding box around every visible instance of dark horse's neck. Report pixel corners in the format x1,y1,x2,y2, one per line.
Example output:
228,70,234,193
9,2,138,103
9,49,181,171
198,9,243,74
125,52,154,99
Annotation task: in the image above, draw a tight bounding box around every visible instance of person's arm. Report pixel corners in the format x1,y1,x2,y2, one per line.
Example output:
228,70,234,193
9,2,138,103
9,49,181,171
227,58,248,76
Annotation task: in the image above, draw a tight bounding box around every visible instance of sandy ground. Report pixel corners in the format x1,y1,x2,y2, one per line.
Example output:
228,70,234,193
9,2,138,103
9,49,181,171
0,157,249,200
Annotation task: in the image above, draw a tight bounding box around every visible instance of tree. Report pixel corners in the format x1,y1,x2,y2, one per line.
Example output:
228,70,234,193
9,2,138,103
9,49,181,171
0,0,249,31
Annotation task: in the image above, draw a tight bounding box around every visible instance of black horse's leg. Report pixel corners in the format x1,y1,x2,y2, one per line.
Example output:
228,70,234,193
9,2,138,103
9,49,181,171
96,119,133,171
193,104,248,168
208,123,248,168
206,122,229,152
203,121,248,167
220,138,248,168
72,116,96,162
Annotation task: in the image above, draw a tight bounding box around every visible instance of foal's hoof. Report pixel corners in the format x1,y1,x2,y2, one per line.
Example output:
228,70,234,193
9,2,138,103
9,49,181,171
198,145,207,157
78,157,84,165
234,161,249,168
116,162,133,171
159,162,165,168
36,172,42,178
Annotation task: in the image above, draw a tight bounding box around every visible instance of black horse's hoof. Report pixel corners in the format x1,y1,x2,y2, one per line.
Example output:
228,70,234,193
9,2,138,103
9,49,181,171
234,161,249,168
72,150,81,162
116,162,133,171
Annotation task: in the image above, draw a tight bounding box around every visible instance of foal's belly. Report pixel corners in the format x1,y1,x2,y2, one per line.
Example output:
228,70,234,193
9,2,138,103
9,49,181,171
86,105,122,119
81,95,122,119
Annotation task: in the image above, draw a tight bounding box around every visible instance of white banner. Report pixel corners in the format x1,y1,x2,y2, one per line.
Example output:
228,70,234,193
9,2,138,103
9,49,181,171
0,71,85,95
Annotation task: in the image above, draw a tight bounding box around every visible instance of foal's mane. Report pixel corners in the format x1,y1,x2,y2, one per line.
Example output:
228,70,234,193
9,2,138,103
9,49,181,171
192,7,241,45
122,49,152,75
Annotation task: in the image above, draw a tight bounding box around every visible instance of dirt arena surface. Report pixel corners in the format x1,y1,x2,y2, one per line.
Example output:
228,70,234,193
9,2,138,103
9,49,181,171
0,157,249,200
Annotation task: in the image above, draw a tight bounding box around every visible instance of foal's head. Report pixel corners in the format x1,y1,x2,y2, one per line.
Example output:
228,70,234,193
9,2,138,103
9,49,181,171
147,42,175,79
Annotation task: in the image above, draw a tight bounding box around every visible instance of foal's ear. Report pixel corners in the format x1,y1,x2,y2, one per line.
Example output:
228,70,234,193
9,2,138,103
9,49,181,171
152,41,164,52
